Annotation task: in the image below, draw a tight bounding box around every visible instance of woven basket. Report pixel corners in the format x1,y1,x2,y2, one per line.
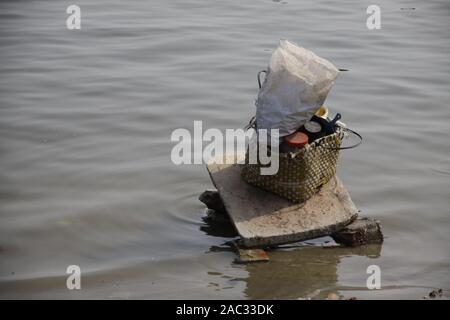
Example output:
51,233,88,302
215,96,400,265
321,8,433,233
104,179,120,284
241,129,344,203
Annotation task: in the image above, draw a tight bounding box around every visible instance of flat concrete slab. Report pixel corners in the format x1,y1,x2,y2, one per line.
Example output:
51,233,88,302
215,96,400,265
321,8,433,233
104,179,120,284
207,158,358,248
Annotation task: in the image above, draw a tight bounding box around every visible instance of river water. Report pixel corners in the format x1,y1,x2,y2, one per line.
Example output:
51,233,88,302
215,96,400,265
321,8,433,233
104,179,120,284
0,0,449,299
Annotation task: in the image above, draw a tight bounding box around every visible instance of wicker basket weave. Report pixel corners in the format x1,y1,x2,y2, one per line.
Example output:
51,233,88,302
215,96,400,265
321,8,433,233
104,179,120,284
241,129,344,203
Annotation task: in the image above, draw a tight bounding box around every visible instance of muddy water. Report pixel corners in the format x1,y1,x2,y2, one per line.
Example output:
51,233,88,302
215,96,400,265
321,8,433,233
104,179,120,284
0,0,449,299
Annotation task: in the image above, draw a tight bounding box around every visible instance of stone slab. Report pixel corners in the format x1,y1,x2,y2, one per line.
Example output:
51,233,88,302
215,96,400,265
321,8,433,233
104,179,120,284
331,217,383,247
207,159,359,248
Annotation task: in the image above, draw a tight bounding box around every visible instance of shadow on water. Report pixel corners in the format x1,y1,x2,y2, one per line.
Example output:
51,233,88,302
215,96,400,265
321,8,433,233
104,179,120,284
199,209,383,299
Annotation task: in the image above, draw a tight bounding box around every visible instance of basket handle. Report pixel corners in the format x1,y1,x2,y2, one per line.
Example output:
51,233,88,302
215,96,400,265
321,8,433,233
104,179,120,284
315,127,363,150
244,70,267,130
257,70,267,89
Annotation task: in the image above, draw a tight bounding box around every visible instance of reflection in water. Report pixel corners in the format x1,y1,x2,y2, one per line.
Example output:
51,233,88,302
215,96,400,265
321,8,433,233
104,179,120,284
201,210,382,299
200,209,238,239
244,245,382,299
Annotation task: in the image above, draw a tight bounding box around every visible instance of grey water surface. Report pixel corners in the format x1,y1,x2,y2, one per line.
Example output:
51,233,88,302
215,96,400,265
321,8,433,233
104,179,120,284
0,0,449,299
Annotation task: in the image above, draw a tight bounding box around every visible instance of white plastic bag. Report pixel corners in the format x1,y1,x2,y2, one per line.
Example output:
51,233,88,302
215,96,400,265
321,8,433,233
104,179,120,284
256,40,339,137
